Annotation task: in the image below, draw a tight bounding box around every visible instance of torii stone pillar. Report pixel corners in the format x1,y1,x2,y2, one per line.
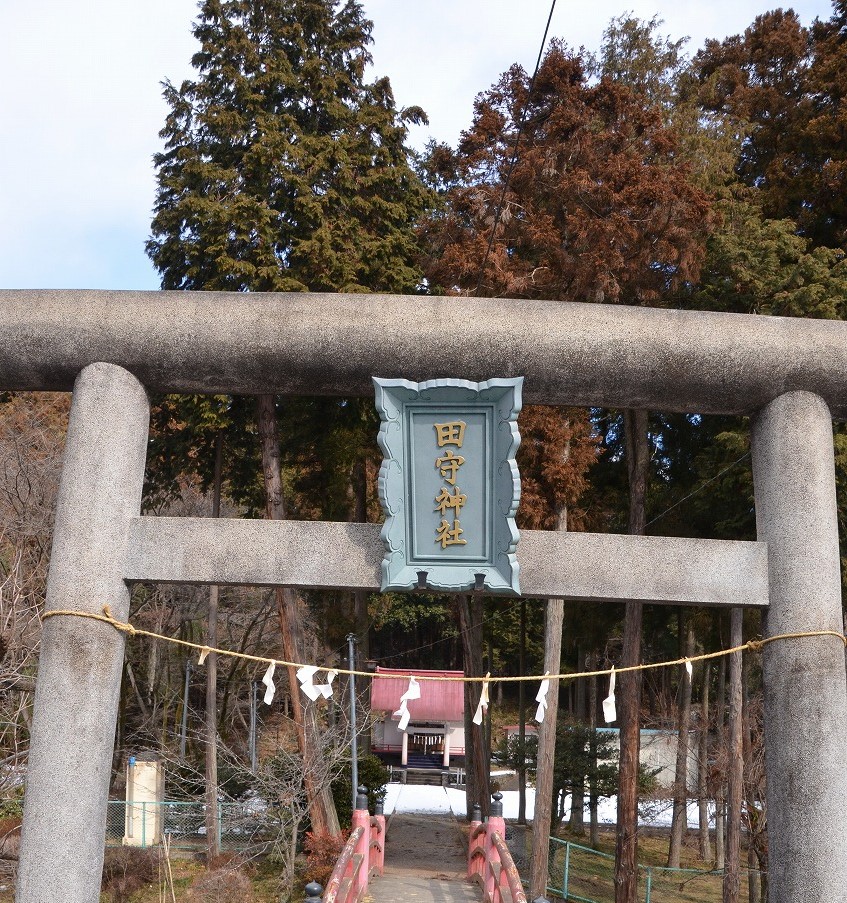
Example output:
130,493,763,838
751,391,847,902
17,363,149,903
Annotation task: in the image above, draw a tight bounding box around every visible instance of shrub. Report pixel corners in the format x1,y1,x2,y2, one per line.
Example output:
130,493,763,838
303,830,347,887
101,847,157,903
331,754,390,828
186,864,254,903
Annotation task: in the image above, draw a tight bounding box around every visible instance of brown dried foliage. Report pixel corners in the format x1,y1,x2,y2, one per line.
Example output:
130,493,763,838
420,41,712,305
186,863,255,903
100,847,158,903
516,405,598,531
304,829,348,887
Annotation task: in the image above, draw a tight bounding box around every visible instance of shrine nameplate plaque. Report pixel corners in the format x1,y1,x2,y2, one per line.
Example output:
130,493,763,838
373,377,522,595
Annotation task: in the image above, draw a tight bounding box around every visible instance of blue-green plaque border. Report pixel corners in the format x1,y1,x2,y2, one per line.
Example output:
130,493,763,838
373,377,522,595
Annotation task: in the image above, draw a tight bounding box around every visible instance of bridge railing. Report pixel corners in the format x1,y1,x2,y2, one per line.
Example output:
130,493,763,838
304,787,385,903
468,792,528,903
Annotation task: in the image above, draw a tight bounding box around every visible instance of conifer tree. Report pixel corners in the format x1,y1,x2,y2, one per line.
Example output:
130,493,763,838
420,39,711,900
693,3,847,249
148,0,429,294
147,0,432,836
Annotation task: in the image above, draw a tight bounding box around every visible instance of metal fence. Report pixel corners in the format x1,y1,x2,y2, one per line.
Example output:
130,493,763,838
105,800,280,852
547,838,766,903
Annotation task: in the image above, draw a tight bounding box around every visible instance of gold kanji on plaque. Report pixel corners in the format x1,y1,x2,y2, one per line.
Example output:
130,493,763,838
434,485,467,517
435,518,467,548
433,420,467,448
435,449,466,486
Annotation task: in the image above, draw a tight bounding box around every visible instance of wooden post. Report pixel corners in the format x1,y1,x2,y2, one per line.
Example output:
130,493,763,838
723,607,743,903
468,803,483,880
529,597,564,899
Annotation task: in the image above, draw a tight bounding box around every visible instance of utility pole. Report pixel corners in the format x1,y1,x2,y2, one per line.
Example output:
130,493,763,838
248,680,258,772
347,633,358,812
179,660,192,758
205,431,224,861
529,597,564,900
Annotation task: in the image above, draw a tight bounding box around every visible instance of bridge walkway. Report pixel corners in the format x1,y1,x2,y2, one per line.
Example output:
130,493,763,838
364,812,480,903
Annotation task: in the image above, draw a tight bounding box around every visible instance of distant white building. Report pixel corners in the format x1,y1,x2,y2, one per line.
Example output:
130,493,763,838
598,727,699,792
501,723,698,792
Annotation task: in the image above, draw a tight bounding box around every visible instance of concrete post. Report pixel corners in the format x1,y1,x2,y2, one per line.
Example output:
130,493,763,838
17,363,149,903
751,391,847,903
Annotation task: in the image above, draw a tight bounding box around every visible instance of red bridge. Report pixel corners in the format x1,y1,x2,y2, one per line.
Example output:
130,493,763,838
305,790,528,903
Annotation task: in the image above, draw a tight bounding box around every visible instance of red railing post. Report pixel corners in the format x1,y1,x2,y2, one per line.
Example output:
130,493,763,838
485,793,505,903
371,799,386,877
323,828,362,903
350,786,371,899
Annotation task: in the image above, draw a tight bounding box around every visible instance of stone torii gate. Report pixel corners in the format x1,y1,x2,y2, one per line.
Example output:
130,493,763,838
4,290,847,903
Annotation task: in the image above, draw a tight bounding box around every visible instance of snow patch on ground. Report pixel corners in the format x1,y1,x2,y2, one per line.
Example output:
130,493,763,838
383,782,710,829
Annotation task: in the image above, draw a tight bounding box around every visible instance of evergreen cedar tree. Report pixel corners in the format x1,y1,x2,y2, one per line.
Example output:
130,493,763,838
417,38,712,901
145,0,434,838
419,41,712,305
418,39,714,529
147,0,430,296
145,0,434,520
694,3,847,251
144,0,436,523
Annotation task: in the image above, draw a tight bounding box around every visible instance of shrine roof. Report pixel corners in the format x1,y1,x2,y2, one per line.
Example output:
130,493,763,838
370,667,465,722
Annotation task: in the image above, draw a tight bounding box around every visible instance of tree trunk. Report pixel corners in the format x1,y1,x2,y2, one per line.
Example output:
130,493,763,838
723,608,743,903
256,394,340,836
741,653,761,903
715,653,727,871
529,596,564,900
588,649,600,849
615,408,648,903
205,431,223,862
517,598,527,826
458,593,489,819
569,648,587,835
668,617,694,868
699,664,712,864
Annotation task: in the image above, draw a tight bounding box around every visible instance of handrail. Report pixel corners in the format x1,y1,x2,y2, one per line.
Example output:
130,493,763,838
323,826,364,903
490,831,528,903
310,789,386,903
547,837,767,903
468,793,528,903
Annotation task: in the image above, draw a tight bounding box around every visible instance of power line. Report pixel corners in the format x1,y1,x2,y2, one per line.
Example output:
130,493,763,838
474,0,557,296
646,451,751,527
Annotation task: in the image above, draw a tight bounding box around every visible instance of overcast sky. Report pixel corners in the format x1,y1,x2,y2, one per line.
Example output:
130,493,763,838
0,0,832,292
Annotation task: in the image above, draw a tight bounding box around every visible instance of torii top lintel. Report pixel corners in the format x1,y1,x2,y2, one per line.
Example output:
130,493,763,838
3,289,847,419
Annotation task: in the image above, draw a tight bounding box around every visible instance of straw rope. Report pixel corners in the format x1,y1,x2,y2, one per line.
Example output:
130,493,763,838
41,606,847,684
